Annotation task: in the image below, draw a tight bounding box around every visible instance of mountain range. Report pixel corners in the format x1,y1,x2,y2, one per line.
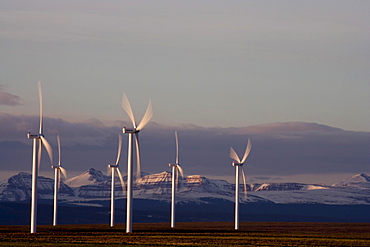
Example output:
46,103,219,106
1,170,370,225
1,169,369,205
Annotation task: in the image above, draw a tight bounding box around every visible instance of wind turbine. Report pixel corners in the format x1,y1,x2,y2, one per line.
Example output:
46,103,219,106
27,81,53,233
229,138,252,230
168,131,184,228
51,135,67,226
121,93,153,233
107,134,125,227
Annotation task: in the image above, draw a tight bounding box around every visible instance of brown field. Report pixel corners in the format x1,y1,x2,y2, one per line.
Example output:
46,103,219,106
0,222,369,246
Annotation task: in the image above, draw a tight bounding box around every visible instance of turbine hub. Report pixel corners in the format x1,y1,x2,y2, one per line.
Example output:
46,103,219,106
122,127,139,134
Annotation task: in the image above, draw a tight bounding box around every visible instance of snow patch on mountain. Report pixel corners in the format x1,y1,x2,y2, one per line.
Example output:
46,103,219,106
137,171,172,185
250,183,330,191
249,186,370,205
306,185,329,190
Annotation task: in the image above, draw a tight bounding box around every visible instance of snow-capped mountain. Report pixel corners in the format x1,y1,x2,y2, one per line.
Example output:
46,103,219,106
0,172,74,202
332,173,370,189
1,170,369,205
64,168,109,187
134,172,260,203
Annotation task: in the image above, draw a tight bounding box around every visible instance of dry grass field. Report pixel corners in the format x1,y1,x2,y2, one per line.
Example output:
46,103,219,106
0,222,369,246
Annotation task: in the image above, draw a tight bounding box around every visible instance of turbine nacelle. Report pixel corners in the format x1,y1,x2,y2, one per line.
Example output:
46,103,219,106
122,127,139,134
232,161,244,167
27,132,41,139
168,163,179,167
109,164,119,168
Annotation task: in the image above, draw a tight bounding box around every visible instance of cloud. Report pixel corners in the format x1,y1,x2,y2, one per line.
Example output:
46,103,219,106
0,113,122,146
0,86,22,106
0,113,369,183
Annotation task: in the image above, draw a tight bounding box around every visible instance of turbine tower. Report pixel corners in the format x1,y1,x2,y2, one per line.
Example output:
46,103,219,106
107,134,125,227
121,93,153,233
229,138,252,230
52,135,67,226
168,131,184,228
27,81,53,233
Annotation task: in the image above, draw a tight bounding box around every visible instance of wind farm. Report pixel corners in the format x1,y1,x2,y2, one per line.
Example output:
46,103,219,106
13,82,369,235
1,2,369,245
5,82,364,242
21,83,258,232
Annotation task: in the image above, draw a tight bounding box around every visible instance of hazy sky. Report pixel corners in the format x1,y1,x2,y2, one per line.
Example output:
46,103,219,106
0,1,369,184
1,0,369,131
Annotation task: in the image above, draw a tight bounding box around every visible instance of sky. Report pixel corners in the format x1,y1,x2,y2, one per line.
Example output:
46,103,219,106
0,0,369,185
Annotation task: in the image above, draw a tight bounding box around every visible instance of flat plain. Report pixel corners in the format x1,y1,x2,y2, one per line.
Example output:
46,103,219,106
0,222,369,246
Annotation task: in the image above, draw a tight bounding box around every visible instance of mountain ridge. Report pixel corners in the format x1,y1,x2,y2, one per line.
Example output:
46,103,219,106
332,173,370,189
64,168,110,187
229,122,345,134
1,169,369,205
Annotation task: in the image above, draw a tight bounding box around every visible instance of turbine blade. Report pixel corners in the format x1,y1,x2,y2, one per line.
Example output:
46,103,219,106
60,167,67,180
136,100,153,130
107,165,112,176
37,81,43,134
241,167,247,200
115,134,122,165
121,93,136,128
57,135,61,166
116,168,125,193
175,131,179,165
177,165,184,178
40,136,53,165
135,133,141,180
241,138,252,164
229,147,241,163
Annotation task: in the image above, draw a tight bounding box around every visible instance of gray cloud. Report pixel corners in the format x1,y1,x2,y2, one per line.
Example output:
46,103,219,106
0,113,369,183
0,86,22,106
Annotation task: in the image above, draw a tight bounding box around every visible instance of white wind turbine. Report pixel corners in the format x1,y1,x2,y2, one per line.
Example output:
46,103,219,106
229,138,252,230
27,81,53,233
107,134,125,227
168,131,184,228
121,93,153,233
51,135,67,226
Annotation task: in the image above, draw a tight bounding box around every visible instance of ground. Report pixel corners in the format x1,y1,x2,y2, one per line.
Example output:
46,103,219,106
0,222,369,246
